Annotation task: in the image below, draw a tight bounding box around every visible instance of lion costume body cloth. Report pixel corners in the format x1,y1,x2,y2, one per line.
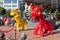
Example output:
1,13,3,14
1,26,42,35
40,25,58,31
30,5,53,36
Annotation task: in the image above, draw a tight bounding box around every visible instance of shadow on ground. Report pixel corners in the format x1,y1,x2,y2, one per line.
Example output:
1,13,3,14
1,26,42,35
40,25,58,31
54,29,60,34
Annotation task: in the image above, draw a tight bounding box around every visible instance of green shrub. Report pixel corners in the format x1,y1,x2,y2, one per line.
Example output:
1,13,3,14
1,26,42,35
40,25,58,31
0,7,3,14
4,9,11,17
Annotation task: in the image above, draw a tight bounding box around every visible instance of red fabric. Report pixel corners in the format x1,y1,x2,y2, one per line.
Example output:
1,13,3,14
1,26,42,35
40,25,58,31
27,2,30,6
46,21,53,34
6,17,11,23
39,7,43,12
3,17,7,22
3,17,11,23
7,17,11,21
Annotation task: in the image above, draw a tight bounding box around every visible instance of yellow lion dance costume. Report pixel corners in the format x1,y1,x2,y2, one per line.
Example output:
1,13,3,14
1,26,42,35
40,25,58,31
10,8,27,31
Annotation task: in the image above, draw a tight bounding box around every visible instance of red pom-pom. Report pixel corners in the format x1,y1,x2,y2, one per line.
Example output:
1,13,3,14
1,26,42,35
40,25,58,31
15,8,19,12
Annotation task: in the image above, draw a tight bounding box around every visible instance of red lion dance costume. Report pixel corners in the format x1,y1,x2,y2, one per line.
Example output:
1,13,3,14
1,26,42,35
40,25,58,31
30,5,53,37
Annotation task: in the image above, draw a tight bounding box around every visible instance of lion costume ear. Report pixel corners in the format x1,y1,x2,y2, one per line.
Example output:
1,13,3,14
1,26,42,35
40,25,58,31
15,8,19,12
39,7,43,12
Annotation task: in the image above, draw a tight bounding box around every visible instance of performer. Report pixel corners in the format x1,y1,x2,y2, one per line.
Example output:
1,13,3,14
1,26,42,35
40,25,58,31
10,8,27,31
30,4,53,36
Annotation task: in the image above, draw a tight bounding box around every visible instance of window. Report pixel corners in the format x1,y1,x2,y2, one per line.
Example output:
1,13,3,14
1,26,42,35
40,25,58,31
4,5,11,9
4,5,11,7
4,0,11,3
4,0,17,3
0,3,3,7
12,0,17,3
12,5,17,7
20,2,25,10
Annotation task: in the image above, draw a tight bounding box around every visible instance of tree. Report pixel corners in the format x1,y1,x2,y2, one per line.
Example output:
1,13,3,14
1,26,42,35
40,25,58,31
0,7,3,15
4,9,11,17
1,8,6,15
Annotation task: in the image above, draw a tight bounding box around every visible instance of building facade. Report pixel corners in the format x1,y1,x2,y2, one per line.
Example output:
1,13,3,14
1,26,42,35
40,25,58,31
0,2,3,7
0,0,60,10
0,0,3,7
3,0,19,9
2,0,26,10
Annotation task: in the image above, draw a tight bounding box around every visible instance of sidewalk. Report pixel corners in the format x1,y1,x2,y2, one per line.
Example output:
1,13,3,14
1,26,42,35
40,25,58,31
0,21,60,40
0,24,60,40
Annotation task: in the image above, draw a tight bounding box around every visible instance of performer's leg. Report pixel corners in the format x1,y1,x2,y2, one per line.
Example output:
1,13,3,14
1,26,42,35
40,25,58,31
14,23,20,31
22,21,27,30
44,24,48,31
43,23,49,34
34,24,39,35
16,25,20,31
22,24,27,30
40,21,49,36
39,24,44,36
48,21,53,34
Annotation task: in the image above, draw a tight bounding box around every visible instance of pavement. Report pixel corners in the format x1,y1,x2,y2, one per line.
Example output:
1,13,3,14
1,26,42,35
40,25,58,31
0,26,60,40
0,21,60,40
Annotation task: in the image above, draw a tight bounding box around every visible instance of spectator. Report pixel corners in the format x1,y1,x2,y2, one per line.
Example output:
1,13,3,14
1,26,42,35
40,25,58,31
21,33,27,40
10,18,16,27
0,32,5,40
